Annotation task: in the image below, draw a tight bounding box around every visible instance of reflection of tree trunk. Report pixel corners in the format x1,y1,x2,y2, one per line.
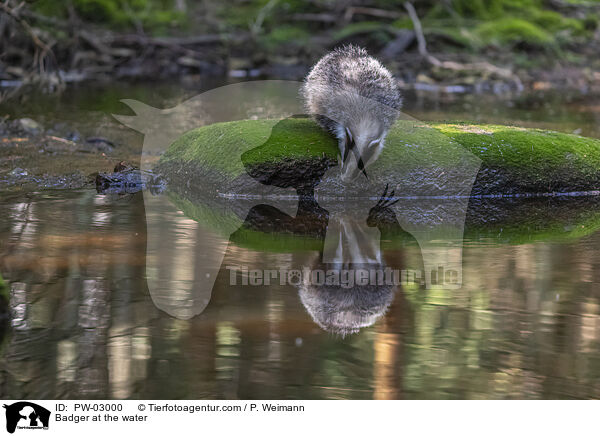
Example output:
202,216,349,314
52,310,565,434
0,191,159,399
186,322,217,396
106,193,148,399
77,279,111,399
373,285,407,400
237,321,266,399
2,281,56,398
373,323,401,399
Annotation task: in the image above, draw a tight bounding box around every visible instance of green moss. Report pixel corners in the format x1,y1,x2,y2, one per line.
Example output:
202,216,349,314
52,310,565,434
33,0,186,32
332,21,394,42
475,18,554,47
217,0,274,29
167,191,323,253
240,118,338,164
411,3,588,52
449,0,548,21
480,219,600,244
160,118,600,190
431,123,600,187
161,118,600,250
160,118,338,179
464,198,600,244
451,0,507,19
26,0,592,58
159,117,600,251
529,9,584,34
260,25,311,51
168,186,600,253
422,25,478,49
161,119,281,178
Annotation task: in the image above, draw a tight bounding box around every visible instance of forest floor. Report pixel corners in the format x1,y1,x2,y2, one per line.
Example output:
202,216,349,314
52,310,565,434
3,1,600,99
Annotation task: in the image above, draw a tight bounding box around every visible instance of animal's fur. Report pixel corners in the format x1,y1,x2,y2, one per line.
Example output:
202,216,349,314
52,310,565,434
301,45,402,180
298,261,395,336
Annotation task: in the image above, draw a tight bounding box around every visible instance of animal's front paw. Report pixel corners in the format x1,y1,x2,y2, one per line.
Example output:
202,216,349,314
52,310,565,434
367,184,399,227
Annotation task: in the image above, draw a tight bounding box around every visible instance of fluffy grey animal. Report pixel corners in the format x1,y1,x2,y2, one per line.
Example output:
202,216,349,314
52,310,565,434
298,261,396,336
301,45,402,181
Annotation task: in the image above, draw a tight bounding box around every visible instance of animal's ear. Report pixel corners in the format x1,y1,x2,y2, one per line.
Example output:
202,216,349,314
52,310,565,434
112,99,161,133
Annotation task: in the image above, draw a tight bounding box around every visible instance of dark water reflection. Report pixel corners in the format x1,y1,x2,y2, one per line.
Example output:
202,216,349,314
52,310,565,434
1,189,600,399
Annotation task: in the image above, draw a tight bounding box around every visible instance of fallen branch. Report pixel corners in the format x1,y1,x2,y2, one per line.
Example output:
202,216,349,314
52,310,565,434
250,0,279,36
19,8,71,29
403,2,430,60
291,13,337,23
0,0,63,97
0,1,53,60
47,135,77,146
403,1,523,90
102,33,229,46
343,7,402,22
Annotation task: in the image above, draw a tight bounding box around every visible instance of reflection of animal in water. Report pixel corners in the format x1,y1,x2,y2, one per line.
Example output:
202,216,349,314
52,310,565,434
300,186,420,335
232,186,422,336
298,264,396,336
302,45,402,181
3,402,50,434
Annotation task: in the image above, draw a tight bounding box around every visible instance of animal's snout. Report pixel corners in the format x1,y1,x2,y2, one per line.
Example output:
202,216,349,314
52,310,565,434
339,152,368,182
339,130,370,182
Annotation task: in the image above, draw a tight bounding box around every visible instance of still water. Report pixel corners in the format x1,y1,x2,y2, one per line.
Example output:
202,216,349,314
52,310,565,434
1,83,600,399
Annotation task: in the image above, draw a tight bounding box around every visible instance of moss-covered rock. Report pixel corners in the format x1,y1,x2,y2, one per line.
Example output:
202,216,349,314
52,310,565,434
156,117,600,196
156,118,600,253
167,188,600,253
167,191,325,253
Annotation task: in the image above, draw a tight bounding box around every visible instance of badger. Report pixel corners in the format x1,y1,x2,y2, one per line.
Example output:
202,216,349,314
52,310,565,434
301,45,402,182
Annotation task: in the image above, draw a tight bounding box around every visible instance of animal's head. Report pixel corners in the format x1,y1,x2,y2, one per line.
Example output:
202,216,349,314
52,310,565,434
310,88,400,182
338,115,387,182
298,261,396,336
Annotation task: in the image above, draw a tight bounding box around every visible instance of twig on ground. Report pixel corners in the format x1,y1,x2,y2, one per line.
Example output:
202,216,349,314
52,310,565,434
0,1,53,59
250,0,278,36
403,1,523,90
0,0,63,93
343,7,402,22
291,13,337,23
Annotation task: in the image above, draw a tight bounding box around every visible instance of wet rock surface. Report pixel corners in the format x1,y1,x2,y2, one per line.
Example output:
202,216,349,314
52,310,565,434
0,116,142,191
95,162,166,194
164,177,600,250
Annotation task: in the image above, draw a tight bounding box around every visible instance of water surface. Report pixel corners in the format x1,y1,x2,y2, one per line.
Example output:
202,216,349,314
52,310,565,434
1,85,600,399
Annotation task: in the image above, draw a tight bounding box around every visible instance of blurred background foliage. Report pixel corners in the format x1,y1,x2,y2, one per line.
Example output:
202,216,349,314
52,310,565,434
31,0,188,32
2,0,600,91
21,0,599,53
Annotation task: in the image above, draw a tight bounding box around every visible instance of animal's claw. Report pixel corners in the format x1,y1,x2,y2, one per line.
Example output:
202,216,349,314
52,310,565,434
374,184,398,209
